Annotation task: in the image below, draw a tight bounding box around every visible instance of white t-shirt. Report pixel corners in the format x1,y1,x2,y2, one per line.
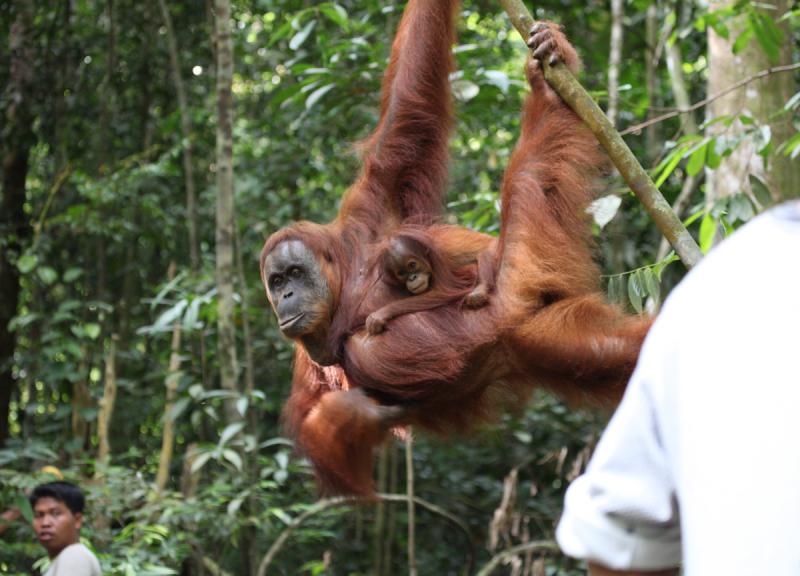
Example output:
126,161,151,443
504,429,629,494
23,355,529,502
556,202,800,574
44,543,102,576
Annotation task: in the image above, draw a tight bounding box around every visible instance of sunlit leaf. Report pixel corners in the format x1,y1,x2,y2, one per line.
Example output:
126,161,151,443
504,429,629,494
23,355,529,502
587,195,622,229
452,79,479,102
219,421,246,446
304,83,335,110
699,213,717,253
222,449,243,471
289,20,316,51
17,253,38,274
627,273,643,313
686,141,707,177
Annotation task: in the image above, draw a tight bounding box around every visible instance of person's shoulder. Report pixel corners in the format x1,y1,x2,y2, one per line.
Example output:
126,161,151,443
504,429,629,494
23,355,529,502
58,543,102,574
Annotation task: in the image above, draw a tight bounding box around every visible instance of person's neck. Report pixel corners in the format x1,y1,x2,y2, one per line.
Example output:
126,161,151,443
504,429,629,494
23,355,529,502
50,538,79,560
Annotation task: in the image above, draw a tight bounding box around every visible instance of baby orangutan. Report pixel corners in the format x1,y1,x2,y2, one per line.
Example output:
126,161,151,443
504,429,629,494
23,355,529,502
365,228,496,335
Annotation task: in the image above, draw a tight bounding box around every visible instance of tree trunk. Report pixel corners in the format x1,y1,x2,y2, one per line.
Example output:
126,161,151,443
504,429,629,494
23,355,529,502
214,0,240,425
156,321,182,491
0,5,35,447
607,0,624,127
158,0,200,270
644,3,660,162
706,0,798,201
406,432,417,576
96,336,118,468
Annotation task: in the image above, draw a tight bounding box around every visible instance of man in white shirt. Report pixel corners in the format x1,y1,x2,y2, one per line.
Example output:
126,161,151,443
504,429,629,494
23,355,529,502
556,201,800,575
30,481,102,576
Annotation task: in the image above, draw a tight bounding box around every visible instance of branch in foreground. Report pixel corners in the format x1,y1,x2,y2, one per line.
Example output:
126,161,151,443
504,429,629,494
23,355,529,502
498,0,703,269
475,540,560,576
622,62,800,136
255,493,475,576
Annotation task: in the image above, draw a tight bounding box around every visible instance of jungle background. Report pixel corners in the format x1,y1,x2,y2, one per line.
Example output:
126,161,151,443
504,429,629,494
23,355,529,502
1,0,797,574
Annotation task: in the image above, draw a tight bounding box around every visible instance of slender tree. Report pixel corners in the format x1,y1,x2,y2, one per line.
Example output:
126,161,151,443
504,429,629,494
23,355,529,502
0,5,34,446
707,0,798,200
213,0,240,425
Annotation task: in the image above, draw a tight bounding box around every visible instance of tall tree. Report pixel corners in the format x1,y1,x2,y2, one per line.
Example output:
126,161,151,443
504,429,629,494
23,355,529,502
706,0,798,201
0,6,34,446
607,0,624,127
214,0,240,427
158,0,201,271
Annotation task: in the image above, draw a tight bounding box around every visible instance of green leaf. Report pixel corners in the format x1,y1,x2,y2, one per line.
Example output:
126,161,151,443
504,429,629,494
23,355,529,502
289,20,316,51
63,268,83,283
270,508,293,525
749,12,781,62
686,142,707,177
319,3,348,29
627,272,643,313
227,496,244,517
304,83,335,110
642,267,661,305
190,451,214,473
452,79,480,102
749,174,773,206
732,27,754,54
219,421,246,446
151,300,188,333
236,396,249,417
607,275,624,304
17,253,38,274
482,70,510,94
699,213,717,253
587,195,622,229
84,323,101,340
37,266,58,285
782,132,800,159
706,138,722,169
222,449,243,471
728,194,754,223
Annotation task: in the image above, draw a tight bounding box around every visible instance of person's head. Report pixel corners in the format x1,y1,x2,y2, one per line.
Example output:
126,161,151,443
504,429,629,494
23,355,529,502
29,481,86,558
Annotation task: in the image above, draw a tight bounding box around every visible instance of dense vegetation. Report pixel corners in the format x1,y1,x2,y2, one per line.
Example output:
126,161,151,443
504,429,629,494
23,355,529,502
1,0,797,574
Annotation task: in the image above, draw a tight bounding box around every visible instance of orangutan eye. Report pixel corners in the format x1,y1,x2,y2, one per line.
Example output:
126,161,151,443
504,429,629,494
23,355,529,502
408,260,418,270
270,275,284,289
289,267,303,278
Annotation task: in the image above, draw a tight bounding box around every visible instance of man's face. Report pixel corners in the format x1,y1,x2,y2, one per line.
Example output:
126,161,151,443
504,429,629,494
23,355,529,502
32,497,81,558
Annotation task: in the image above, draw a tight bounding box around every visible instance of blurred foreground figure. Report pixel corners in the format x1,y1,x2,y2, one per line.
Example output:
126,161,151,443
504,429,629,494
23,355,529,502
557,201,800,576
31,481,102,576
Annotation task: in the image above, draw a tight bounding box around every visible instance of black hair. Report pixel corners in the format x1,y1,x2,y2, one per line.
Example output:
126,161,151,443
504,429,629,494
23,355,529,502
29,481,86,515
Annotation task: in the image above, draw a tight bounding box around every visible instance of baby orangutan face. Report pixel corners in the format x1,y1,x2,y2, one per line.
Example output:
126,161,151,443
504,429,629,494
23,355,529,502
387,238,431,295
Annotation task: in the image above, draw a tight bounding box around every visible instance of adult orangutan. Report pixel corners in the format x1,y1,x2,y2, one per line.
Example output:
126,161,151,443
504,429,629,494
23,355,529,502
261,0,651,496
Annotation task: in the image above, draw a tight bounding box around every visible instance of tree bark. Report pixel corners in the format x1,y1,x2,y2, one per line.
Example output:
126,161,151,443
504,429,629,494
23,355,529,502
158,0,200,270
706,0,798,201
213,0,241,425
644,3,660,162
607,0,624,127
406,433,417,576
0,5,35,447
156,321,182,491
96,336,118,468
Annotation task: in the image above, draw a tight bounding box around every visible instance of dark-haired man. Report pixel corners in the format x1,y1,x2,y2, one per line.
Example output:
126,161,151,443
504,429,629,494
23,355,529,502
30,481,102,575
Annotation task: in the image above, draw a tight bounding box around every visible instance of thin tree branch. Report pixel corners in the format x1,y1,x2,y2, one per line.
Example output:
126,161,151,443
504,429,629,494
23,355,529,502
406,433,417,576
255,493,475,576
475,540,560,576
622,62,800,136
499,0,703,269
